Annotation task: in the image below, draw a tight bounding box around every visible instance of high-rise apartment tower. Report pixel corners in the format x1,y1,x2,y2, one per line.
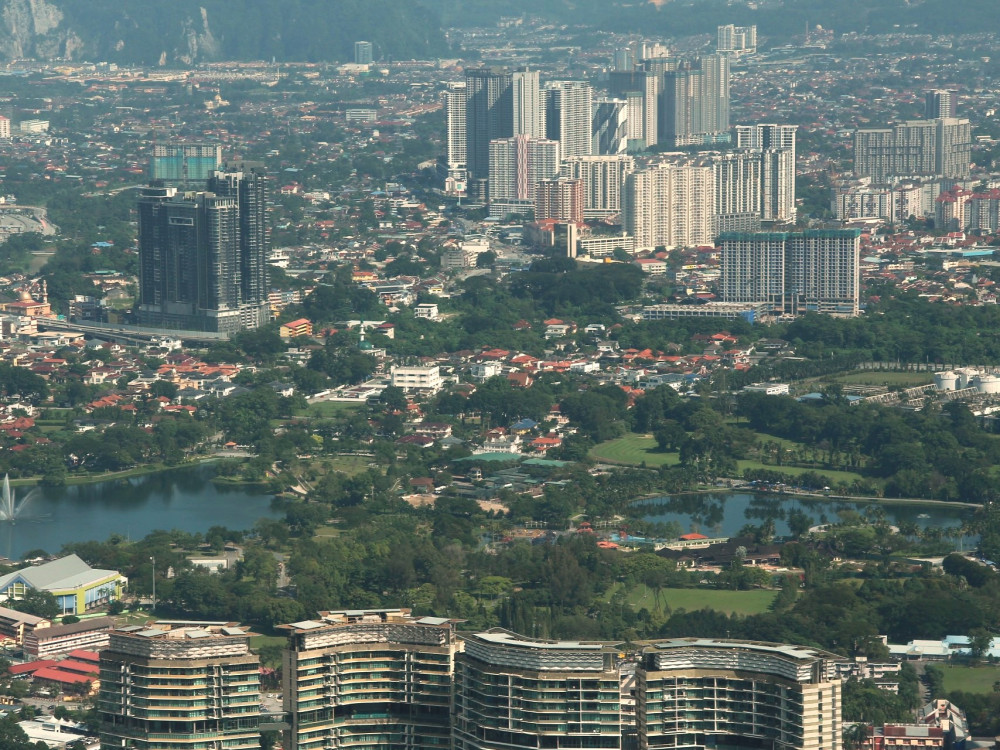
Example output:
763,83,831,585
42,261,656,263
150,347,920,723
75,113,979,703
465,68,514,200
925,89,957,119
854,118,971,182
98,621,261,750
717,24,757,56
719,230,861,316
560,155,635,219
488,135,561,206
281,609,460,750
512,69,545,138
545,81,594,159
444,82,468,189
453,629,622,750
354,41,373,65
623,161,716,250
637,638,843,750
734,124,798,222
661,56,730,147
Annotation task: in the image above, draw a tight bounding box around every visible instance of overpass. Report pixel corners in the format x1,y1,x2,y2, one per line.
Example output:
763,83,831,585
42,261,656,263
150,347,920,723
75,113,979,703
37,318,231,345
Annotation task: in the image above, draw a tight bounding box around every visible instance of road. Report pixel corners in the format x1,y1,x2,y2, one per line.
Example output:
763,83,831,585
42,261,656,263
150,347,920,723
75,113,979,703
274,552,290,588
0,205,57,236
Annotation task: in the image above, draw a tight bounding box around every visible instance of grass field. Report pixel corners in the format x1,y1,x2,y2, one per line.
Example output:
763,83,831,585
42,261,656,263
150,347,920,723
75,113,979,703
325,454,378,476
589,434,680,467
939,664,1000,694
313,524,343,540
748,431,805,451
589,434,865,484
825,371,933,387
735,460,866,485
604,583,777,615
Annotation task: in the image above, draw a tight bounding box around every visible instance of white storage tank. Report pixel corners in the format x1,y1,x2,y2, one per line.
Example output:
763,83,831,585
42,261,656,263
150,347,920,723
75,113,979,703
975,374,1000,394
934,371,959,391
955,368,979,389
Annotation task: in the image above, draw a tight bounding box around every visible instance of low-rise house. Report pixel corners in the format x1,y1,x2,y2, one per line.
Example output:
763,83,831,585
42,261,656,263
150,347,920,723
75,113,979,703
279,318,314,338
471,362,502,381
414,303,439,320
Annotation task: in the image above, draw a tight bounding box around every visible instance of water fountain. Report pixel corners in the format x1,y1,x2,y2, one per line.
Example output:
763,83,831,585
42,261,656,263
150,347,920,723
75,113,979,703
0,474,36,522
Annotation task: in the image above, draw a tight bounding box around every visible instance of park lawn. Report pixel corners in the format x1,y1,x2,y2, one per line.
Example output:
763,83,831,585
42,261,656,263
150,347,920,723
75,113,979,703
939,664,1000,694
750,430,805,451
325,454,379,476
589,434,680,467
735,459,866,485
604,582,777,615
313,525,343,540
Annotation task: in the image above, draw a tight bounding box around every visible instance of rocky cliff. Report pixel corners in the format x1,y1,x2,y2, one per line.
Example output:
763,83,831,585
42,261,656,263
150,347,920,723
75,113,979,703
0,0,444,64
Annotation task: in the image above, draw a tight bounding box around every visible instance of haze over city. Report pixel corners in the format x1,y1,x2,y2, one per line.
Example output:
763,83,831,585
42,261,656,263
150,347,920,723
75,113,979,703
0,2,998,749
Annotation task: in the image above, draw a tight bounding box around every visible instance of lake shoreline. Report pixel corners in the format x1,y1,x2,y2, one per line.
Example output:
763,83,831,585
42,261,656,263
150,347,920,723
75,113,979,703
0,463,281,560
7,457,223,488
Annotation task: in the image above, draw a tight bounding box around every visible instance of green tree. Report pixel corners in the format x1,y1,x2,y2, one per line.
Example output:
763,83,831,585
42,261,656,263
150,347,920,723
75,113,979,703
968,627,993,663
9,589,60,619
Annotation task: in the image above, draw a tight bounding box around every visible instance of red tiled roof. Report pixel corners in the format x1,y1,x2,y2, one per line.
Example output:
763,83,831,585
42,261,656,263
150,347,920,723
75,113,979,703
8,660,56,675
67,649,100,663
53,659,100,674
32,666,96,684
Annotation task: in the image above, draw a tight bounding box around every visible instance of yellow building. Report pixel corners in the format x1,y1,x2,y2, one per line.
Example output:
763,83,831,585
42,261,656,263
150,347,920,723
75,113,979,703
0,554,126,616
280,318,314,338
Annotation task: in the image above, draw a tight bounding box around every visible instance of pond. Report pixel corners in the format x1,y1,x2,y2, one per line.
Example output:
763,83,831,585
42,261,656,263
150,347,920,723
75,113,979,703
639,492,973,544
0,465,281,560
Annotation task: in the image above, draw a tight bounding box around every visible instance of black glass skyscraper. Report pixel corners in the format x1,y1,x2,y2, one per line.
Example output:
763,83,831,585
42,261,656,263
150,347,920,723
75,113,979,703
137,165,270,334
464,67,513,201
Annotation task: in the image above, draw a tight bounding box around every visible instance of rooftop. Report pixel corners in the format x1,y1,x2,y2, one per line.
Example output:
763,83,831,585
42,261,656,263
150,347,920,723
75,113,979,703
648,638,840,663
113,620,246,639
280,608,459,633
0,554,121,593
469,628,612,652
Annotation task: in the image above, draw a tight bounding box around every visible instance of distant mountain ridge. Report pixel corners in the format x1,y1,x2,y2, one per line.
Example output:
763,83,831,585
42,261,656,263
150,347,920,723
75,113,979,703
0,0,993,65
0,0,446,64
423,0,1000,39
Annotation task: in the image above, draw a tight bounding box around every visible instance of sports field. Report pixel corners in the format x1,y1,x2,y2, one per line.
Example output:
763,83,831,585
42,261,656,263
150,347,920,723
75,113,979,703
589,434,680,467
735,460,866,485
939,664,1000,694
603,583,777,615
590,434,865,484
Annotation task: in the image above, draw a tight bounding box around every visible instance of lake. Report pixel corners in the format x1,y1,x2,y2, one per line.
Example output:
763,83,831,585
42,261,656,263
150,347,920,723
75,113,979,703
0,465,281,559
639,492,974,543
